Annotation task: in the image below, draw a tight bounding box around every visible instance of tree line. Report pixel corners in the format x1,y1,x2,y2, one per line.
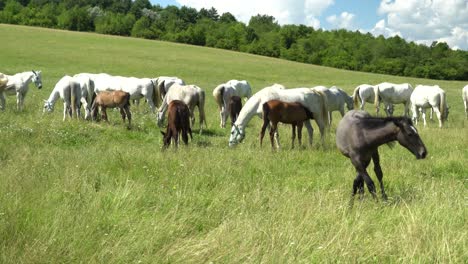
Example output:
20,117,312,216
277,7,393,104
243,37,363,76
1,0,467,80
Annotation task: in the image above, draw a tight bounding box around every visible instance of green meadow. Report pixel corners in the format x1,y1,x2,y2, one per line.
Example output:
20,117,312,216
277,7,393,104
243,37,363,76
0,24,467,263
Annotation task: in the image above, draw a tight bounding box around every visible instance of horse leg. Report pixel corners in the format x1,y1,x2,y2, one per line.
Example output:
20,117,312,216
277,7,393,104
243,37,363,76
411,104,419,125
0,92,5,110
269,123,277,150
372,150,387,201
120,108,126,123
182,129,189,145
315,117,326,147
260,116,269,147
63,102,68,121
124,106,132,128
421,108,427,127
304,120,313,147
351,156,376,199
297,123,303,147
291,124,296,149
102,107,108,122
16,92,22,111
433,107,442,128
220,106,225,128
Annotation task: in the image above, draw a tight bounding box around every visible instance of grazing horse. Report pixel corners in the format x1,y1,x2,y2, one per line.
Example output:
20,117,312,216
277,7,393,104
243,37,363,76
161,100,193,148
213,80,252,128
352,84,376,110
153,76,185,104
410,85,449,128
157,83,207,133
229,96,242,126
1,70,42,111
314,86,353,125
91,90,131,128
74,73,158,113
374,82,413,116
260,100,314,149
463,85,468,119
43,76,81,121
336,110,427,204
229,84,328,147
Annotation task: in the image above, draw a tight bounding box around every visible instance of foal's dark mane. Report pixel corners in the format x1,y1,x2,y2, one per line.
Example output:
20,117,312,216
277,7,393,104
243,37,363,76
359,116,412,130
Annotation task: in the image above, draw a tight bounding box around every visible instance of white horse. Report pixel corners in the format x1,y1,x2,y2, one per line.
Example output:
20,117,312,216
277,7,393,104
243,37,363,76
228,84,329,147
352,84,376,110
154,76,185,104
1,70,43,110
314,86,353,125
463,85,468,119
213,80,252,128
157,83,207,133
43,75,81,121
74,73,158,113
374,82,413,116
410,85,449,128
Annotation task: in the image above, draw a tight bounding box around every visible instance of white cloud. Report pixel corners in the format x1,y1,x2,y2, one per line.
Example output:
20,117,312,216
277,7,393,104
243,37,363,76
175,0,334,28
326,12,356,30
369,19,401,38
373,0,468,50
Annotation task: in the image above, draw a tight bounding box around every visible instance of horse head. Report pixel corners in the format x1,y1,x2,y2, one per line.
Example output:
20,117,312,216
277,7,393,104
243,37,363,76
157,110,165,127
32,70,43,89
394,118,427,159
229,124,245,147
43,100,53,113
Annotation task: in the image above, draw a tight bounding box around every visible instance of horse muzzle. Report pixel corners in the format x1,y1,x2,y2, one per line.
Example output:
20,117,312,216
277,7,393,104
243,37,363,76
416,149,427,159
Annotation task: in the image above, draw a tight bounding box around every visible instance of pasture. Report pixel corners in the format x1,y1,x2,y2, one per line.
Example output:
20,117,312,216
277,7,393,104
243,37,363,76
0,24,467,263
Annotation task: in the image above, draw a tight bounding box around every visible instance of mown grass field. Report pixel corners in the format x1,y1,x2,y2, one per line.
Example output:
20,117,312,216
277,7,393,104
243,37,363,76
0,24,467,263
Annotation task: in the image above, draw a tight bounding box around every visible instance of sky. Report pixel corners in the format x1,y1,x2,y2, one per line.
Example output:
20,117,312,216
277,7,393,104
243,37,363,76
149,0,468,51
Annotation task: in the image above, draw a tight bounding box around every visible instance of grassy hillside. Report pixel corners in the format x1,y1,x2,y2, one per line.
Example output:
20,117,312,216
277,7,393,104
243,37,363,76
0,24,467,263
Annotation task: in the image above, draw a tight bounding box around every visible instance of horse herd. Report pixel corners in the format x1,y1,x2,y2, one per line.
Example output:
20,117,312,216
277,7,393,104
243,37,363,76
1,70,467,202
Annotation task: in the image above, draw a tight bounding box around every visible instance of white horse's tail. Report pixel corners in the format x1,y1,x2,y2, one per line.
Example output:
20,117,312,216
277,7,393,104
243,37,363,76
439,91,446,124
198,89,208,131
352,86,360,109
151,79,159,107
69,79,79,118
374,85,380,113
212,85,224,111
314,90,329,128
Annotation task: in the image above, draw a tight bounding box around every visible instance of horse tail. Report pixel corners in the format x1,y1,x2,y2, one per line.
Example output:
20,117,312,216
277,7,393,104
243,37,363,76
213,85,224,111
352,86,360,109
374,85,380,112
316,90,329,128
262,102,270,121
439,90,446,123
71,80,78,118
151,79,159,107
199,89,207,129
158,80,166,102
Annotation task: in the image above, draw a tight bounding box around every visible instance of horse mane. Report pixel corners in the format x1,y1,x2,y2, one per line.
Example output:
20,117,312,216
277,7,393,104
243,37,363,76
358,116,411,130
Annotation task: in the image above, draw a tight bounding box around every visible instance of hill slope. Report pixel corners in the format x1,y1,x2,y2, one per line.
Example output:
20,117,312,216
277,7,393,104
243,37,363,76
0,24,466,263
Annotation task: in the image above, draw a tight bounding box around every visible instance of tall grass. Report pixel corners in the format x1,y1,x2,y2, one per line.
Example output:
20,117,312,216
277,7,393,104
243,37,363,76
0,24,466,263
